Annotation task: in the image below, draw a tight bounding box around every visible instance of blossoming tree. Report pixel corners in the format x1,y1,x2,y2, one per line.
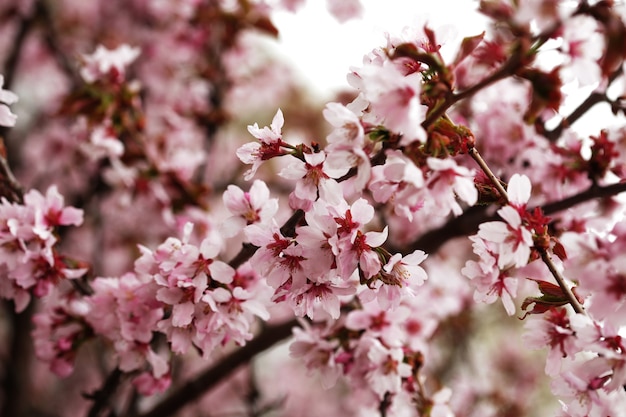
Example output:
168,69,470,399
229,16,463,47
1,0,626,416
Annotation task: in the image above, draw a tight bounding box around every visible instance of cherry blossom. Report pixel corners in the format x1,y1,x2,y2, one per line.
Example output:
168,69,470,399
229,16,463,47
559,15,604,86
325,0,363,23
237,109,290,180
475,174,534,269
279,151,342,208
80,44,141,83
221,180,278,237
32,289,91,377
361,249,428,310
369,150,425,221
3,1,626,416
351,61,427,145
364,338,412,399
322,102,374,193
289,323,343,389
522,308,578,376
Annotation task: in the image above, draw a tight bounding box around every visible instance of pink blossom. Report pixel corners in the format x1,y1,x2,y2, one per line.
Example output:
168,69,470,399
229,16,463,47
290,270,356,320
369,151,425,221
86,273,163,357
514,0,566,33
199,284,270,346
345,301,414,348
278,0,306,12
462,257,518,315
476,174,534,269
329,197,374,241
0,186,84,309
522,308,578,376
507,173,532,208
32,290,91,377
132,370,172,396
245,220,292,276
352,61,427,145
221,180,278,237
82,124,125,160
371,250,428,309
426,158,478,217
237,109,289,180
290,324,343,389
295,200,338,277
365,338,412,399
559,15,603,86
580,258,626,323
325,0,363,23
280,151,340,207
323,102,364,146
80,44,141,83
478,206,533,269
552,356,619,417
322,102,375,193
337,226,387,280
24,186,84,236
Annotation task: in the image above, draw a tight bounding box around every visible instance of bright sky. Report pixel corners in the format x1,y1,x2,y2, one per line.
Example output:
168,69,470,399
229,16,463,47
269,1,622,136
271,0,487,96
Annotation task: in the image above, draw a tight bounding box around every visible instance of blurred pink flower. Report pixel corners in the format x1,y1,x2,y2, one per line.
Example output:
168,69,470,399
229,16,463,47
80,44,141,83
0,75,18,127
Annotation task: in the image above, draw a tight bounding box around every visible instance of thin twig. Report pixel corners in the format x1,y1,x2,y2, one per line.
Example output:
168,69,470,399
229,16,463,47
405,181,626,254
468,147,586,314
542,66,624,142
1,8,34,88
540,251,585,314
468,147,509,201
35,0,81,84
85,368,124,417
421,58,518,130
0,154,25,203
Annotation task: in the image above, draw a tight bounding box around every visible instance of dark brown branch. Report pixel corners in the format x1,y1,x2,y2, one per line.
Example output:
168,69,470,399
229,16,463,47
0,153,25,203
421,56,519,130
406,181,626,255
135,319,297,417
1,302,34,417
542,66,624,142
421,32,541,130
541,181,626,216
85,368,124,417
1,9,34,88
540,250,585,314
543,92,609,141
35,0,80,84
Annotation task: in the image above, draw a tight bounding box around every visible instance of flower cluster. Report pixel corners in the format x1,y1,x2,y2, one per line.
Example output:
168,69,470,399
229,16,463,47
134,223,272,356
3,0,626,416
0,186,85,311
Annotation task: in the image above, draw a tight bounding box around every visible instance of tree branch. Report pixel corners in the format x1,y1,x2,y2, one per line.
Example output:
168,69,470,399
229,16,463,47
134,319,297,417
540,250,585,314
85,368,124,417
1,302,34,417
406,181,626,255
542,66,624,142
421,49,523,129
34,0,80,84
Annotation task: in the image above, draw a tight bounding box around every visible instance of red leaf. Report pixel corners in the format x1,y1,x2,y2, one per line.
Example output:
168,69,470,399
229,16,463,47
552,240,568,261
454,32,485,66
